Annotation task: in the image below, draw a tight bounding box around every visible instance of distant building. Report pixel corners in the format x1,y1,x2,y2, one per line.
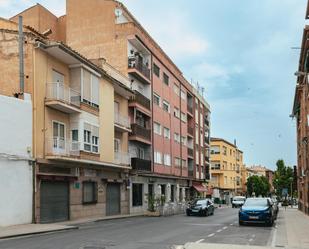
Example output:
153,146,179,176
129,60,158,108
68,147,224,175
210,138,244,204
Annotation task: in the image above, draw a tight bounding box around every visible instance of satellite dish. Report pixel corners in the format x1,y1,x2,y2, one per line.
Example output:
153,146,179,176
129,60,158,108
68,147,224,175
115,8,123,18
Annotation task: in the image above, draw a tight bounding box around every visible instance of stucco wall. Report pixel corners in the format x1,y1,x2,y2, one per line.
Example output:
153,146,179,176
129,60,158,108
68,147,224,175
0,94,33,226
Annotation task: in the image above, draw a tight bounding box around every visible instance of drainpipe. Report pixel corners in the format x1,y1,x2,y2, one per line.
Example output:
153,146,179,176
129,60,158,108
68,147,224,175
18,16,24,94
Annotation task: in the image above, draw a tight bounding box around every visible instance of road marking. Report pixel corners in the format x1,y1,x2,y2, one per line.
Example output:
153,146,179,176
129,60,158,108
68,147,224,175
208,233,215,237
195,239,205,244
216,229,222,233
223,226,228,230
249,238,254,242
230,223,233,226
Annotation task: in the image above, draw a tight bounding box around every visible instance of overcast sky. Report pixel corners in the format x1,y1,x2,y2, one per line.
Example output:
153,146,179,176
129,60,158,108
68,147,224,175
1,0,307,169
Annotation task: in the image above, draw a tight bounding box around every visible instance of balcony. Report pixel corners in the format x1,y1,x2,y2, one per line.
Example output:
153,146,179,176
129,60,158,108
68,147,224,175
129,90,151,111
188,170,194,177
45,83,81,114
114,113,131,132
188,148,194,157
205,119,210,127
188,127,194,136
114,151,130,165
129,123,151,144
131,157,151,171
128,58,151,84
45,137,80,158
187,104,193,115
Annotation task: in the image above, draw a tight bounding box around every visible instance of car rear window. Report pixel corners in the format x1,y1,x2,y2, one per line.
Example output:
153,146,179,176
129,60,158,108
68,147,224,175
243,199,268,207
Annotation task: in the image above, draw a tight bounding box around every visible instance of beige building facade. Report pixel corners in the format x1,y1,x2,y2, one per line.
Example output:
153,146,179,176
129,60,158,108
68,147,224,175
0,18,134,223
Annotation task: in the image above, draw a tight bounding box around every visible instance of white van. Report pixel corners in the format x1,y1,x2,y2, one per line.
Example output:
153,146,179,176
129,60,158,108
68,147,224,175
232,196,246,208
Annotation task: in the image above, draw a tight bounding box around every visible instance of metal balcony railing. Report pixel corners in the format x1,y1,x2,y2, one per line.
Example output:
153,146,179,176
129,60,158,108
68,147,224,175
114,113,131,129
46,137,80,157
188,127,194,136
114,151,130,165
46,82,80,107
130,90,151,110
187,105,193,114
130,123,151,141
128,58,150,80
188,148,194,157
131,157,151,171
188,170,194,177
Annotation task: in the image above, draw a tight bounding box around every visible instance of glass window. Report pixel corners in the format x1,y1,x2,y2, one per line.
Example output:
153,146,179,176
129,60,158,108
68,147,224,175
175,157,181,167
163,127,170,139
153,93,160,106
163,72,169,85
180,90,186,100
84,130,91,151
154,122,162,135
164,154,171,166
181,112,187,122
174,84,180,96
132,183,143,206
154,151,162,164
153,63,160,77
163,100,170,112
174,107,180,118
83,181,97,204
174,133,180,143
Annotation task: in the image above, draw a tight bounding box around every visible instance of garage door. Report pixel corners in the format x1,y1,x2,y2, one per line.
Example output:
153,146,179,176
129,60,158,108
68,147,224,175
106,183,120,216
40,181,69,223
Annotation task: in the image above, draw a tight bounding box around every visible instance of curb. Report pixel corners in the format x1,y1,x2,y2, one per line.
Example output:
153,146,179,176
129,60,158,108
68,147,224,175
0,226,78,240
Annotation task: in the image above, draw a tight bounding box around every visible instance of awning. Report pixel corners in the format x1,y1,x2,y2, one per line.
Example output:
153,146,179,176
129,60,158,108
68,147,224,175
192,182,208,192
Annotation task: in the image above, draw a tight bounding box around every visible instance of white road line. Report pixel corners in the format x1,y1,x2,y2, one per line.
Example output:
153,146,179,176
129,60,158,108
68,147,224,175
195,239,205,244
216,229,222,233
249,238,254,242
223,226,228,230
230,223,233,226
208,233,215,237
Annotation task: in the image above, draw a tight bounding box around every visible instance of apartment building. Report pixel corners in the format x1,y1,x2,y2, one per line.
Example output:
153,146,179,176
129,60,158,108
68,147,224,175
210,138,243,203
0,18,134,223
291,1,309,215
10,0,211,215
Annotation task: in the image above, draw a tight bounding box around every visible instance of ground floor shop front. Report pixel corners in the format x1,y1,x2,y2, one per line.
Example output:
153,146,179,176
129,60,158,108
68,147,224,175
35,161,130,223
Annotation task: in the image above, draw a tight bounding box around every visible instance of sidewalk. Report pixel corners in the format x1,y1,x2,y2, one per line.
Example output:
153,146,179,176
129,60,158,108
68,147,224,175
0,213,142,240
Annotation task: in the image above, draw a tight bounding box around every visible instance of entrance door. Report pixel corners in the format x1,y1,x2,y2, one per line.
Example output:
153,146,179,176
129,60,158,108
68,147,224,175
106,183,121,216
40,181,69,223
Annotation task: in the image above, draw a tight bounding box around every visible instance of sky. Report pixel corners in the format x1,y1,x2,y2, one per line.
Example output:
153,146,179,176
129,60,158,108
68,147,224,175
0,0,307,169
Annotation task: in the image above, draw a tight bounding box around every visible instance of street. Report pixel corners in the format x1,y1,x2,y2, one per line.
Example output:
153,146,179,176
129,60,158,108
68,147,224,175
0,207,276,249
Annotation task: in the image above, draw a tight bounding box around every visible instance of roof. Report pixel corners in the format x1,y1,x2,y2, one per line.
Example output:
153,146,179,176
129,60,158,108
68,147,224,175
210,137,237,149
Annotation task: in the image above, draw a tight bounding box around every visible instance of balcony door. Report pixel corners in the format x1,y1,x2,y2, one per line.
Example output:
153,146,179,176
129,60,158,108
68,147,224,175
53,121,65,153
52,70,64,100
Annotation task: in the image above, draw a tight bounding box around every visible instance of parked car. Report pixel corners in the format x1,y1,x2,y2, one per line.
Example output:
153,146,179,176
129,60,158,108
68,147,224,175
232,196,246,208
186,199,215,216
270,197,279,219
239,197,275,226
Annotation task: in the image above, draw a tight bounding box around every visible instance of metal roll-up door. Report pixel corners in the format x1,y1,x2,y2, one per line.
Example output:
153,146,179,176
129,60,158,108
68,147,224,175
40,181,69,223
106,183,120,216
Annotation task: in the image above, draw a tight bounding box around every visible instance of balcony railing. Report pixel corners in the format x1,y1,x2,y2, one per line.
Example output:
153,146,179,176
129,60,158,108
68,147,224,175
130,90,150,110
128,58,151,80
131,157,151,171
46,137,80,157
188,148,194,157
114,151,130,165
130,123,151,141
188,170,194,177
114,113,131,129
46,82,80,107
188,127,194,136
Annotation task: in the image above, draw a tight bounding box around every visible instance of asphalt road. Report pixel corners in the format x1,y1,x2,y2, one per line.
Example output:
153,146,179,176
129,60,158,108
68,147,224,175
0,207,275,249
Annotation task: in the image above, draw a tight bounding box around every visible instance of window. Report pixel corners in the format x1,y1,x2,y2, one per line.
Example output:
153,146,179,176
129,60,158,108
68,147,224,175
164,154,171,166
132,183,143,206
84,123,99,153
174,107,180,118
224,177,227,185
153,63,160,77
223,146,227,155
180,90,186,101
174,133,180,143
154,151,162,164
138,147,145,159
173,84,180,96
83,181,97,204
181,112,187,122
181,159,186,168
181,136,186,146
154,122,162,135
163,127,170,139
153,93,160,106
210,146,220,154
175,157,181,167
82,69,99,108
53,121,65,150
163,72,169,85
163,100,170,112
72,130,78,141
211,162,221,170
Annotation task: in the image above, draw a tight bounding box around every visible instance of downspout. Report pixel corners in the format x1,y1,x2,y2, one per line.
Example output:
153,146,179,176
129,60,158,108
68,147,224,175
18,16,24,94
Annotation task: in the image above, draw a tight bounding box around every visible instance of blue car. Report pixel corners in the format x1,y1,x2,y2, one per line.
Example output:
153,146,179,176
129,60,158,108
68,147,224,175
239,198,275,226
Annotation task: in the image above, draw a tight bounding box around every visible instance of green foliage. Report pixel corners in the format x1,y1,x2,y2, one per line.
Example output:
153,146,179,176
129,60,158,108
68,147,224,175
273,159,294,197
247,175,270,197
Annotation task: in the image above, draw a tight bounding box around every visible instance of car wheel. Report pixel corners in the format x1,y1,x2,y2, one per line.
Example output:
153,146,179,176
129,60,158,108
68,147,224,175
239,220,243,226
205,209,209,216
186,211,191,216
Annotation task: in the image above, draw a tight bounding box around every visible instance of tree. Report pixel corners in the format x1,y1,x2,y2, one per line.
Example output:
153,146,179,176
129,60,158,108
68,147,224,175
273,159,294,198
247,175,270,197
